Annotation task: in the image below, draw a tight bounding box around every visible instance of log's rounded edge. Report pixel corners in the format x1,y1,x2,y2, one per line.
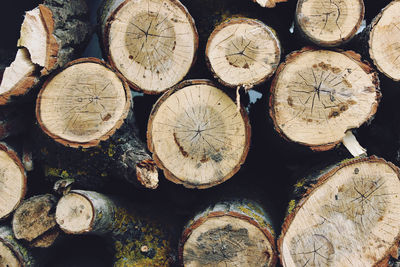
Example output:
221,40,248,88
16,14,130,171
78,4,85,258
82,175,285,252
205,17,281,88
147,79,252,189
295,0,365,47
102,0,199,95
0,225,35,267
277,156,400,266
268,47,381,151
35,57,132,148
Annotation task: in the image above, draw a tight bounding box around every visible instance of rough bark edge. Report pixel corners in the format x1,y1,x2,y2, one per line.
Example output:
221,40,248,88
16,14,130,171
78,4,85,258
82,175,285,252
268,46,381,152
147,79,252,189
205,17,281,88
277,156,400,266
368,0,400,81
295,0,365,47
35,57,132,148
102,0,199,95
252,0,287,8
178,211,277,267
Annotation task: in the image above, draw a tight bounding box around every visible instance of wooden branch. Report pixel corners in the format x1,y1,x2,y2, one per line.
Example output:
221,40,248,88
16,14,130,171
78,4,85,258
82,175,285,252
55,190,175,266
279,156,400,266
179,200,277,266
295,0,364,47
206,18,281,88
98,0,198,94
269,47,380,151
147,79,251,189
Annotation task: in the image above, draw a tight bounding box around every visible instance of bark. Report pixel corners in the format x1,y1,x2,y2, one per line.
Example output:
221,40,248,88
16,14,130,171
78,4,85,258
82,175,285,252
179,199,277,266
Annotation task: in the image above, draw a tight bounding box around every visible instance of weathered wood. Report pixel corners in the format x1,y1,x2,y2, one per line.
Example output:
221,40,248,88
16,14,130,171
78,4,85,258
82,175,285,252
98,0,198,94
55,190,175,266
295,0,364,47
269,47,380,152
147,79,251,189
279,156,400,266
179,200,277,266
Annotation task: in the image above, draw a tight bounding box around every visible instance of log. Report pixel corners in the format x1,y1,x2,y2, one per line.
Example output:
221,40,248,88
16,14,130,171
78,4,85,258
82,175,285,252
55,190,175,266
0,0,91,105
12,194,60,248
368,0,400,81
269,47,380,153
205,18,281,88
295,0,364,47
278,156,400,266
0,142,26,221
98,0,198,94
252,0,287,8
179,200,277,266
35,58,158,190
147,79,251,189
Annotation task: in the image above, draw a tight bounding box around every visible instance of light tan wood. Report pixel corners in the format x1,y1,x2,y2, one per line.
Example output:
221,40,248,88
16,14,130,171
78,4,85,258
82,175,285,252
148,80,251,188
106,0,198,94
36,59,130,147
183,216,273,267
369,0,400,81
253,0,287,8
270,48,379,150
280,159,400,266
0,241,21,267
206,18,281,88
296,0,364,46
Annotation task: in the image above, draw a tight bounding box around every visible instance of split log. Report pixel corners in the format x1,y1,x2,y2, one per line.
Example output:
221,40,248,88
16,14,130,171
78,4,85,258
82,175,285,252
252,0,287,8
55,190,175,266
0,142,26,221
179,200,277,266
0,0,91,105
205,18,281,88
12,194,60,248
147,79,251,189
295,0,364,47
269,47,380,153
35,58,158,190
98,0,198,94
368,0,400,81
278,156,400,266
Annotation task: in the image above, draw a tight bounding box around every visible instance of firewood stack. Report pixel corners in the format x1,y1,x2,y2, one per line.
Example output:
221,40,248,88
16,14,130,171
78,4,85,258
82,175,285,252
1,0,400,266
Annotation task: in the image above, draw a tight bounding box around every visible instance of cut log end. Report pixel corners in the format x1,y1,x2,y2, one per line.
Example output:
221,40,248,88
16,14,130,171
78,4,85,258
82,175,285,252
55,192,94,234
136,160,159,189
369,1,400,81
296,0,364,46
104,0,198,94
270,48,379,151
206,18,281,88
0,241,21,267
148,80,251,189
280,157,400,266
36,58,131,148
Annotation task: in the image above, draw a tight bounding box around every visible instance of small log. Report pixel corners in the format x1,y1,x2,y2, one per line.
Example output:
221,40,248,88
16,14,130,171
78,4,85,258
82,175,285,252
279,156,400,266
179,200,277,266
269,47,380,152
98,0,198,94
55,190,175,266
0,142,26,221
252,0,287,8
0,0,91,105
368,0,400,81
295,0,364,47
12,194,60,248
205,18,281,88
147,79,251,189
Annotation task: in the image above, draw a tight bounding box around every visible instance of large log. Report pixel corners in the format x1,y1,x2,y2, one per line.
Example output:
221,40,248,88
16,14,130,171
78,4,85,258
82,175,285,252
147,79,251,189
98,0,198,94
279,156,400,266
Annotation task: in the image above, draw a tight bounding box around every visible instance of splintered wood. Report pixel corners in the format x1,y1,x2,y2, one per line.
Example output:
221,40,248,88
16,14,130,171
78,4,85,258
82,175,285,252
369,0,400,81
296,0,364,46
270,48,380,151
206,18,281,88
36,59,130,148
102,0,198,94
279,157,400,266
147,80,251,188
